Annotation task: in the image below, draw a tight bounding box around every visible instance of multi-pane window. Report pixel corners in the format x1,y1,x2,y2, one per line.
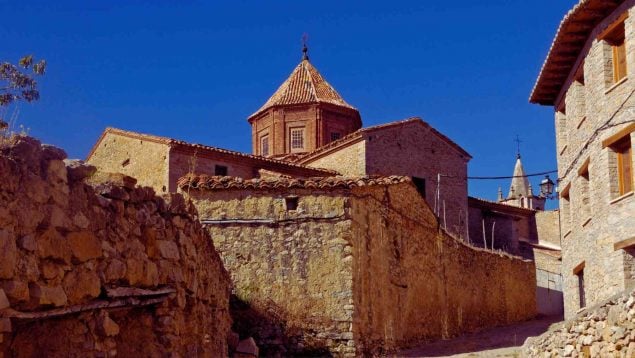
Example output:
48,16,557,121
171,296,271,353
614,135,633,195
290,128,304,151
260,135,269,157
330,132,341,142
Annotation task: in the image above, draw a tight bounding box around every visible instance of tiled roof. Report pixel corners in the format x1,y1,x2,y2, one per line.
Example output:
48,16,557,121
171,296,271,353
530,0,624,105
296,117,471,164
178,174,411,191
249,59,357,118
87,127,338,176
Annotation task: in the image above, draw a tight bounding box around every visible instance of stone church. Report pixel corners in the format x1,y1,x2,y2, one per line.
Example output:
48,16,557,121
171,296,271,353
87,47,538,355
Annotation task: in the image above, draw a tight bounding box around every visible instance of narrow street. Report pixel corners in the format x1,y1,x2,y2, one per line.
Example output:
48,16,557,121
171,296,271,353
398,316,562,357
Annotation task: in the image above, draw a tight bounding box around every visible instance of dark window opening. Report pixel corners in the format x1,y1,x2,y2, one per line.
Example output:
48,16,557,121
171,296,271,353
330,132,341,142
285,197,299,211
412,177,426,198
215,165,228,176
577,269,586,308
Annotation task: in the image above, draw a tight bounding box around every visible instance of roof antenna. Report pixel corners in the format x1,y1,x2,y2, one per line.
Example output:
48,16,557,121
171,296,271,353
302,33,309,61
514,134,522,159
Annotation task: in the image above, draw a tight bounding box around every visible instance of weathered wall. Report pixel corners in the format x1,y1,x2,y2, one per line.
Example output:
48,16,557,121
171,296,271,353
554,3,635,318
305,139,366,176
168,150,255,191
186,188,355,356
0,136,232,357
535,210,561,247
365,124,469,241
524,288,635,357
349,183,537,355
181,177,536,357
87,132,170,193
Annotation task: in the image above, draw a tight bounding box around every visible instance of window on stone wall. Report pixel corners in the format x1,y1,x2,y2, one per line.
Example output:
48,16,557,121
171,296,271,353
612,135,633,196
576,268,586,309
573,66,586,124
560,184,571,236
285,197,298,211
577,159,591,223
601,16,628,85
214,165,228,176
330,132,341,142
260,135,269,156
290,128,305,151
556,103,568,155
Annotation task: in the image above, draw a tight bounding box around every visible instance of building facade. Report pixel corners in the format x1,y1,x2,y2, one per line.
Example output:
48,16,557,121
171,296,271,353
531,0,635,317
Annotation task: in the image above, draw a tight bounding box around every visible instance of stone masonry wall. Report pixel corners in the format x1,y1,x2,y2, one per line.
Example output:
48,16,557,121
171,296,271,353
524,288,635,357
305,139,366,176
0,136,231,357
182,179,536,357
185,188,354,357
554,2,635,318
349,183,536,355
87,132,170,194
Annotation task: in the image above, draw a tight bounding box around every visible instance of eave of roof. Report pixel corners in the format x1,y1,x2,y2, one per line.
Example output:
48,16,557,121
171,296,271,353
468,196,537,216
178,174,411,191
297,117,471,164
86,127,338,176
530,0,625,105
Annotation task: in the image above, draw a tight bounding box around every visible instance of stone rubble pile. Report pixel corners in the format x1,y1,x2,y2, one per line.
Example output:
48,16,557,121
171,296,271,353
524,289,635,357
0,136,232,357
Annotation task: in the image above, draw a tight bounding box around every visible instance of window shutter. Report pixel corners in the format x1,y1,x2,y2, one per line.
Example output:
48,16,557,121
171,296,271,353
615,42,627,82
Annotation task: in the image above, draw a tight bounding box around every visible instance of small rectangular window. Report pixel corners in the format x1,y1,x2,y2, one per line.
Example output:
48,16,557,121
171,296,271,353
577,269,586,308
214,165,228,176
285,197,298,211
613,135,633,195
261,135,269,156
330,132,341,142
290,128,304,151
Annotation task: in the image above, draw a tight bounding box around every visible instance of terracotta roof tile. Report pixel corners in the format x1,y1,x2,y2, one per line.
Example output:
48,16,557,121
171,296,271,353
178,174,411,191
249,59,356,118
530,0,624,105
87,127,338,176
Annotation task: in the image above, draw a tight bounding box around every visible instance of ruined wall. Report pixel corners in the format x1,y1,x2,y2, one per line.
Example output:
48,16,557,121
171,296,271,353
305,139,366,176
0,136,231,357
185,188,354,357
349,183,537,355
86,132,170,194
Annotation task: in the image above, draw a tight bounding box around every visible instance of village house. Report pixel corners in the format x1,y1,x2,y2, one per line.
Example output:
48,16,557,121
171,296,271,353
531,0,635,318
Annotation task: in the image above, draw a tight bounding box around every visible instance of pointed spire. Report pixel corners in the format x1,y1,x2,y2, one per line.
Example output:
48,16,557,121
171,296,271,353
507,156,531,199
497,187,504,202
528,183,534,197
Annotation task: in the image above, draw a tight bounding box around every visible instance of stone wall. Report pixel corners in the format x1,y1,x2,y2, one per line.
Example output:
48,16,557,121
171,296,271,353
0,136,232,357
524,288,635,357
349,183,536,355
552,3,635,318
87,131,170,193
305,139,366,176
181,176,536,357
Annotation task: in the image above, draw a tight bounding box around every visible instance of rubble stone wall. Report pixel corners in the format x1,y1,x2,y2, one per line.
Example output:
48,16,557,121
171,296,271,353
349,183,537,355
0,136,232,357
524,288,635,357
183,180,536,357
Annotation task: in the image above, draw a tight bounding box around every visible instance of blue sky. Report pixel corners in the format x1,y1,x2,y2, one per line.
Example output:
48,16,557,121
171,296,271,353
1,0,576,204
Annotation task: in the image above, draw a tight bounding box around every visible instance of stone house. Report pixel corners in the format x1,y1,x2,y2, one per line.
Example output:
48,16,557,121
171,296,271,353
178,174,537,357
87,127,335,194
295,117,472,240
531,0,635,318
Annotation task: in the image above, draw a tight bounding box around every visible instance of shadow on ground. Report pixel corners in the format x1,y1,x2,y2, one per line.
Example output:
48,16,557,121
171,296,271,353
398,315,562,357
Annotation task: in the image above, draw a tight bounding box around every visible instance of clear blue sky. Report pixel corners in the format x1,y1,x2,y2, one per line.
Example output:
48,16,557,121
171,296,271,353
2,0,576,205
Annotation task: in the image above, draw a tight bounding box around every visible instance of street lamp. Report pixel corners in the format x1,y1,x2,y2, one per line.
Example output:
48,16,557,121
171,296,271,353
539,175,556,199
